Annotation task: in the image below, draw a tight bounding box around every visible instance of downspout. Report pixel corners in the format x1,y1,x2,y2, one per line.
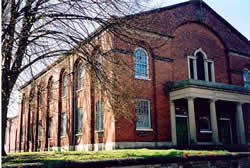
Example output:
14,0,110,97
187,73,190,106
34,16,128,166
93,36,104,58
152,51,159,147
72,70,76,149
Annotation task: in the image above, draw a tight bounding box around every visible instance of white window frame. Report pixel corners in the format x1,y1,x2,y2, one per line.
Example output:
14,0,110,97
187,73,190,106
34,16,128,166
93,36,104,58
134,48,150,80
187,48,215,82
135,99,152,131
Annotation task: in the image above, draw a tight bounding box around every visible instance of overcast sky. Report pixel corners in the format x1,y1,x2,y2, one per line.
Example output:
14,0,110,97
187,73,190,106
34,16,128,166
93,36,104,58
144,0,250,39
7,0,250,118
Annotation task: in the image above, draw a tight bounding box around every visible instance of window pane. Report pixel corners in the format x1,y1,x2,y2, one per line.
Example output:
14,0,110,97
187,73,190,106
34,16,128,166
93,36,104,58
208,62,212,82
77,64,83,90
48,118,53,138
96,101,104,131
136,100,150,129
196,53,205,80
29,125,33,141
243,70,250,88
189,58,194,79
38,120,42,139
61,112,67,136
134,48,148,78
49,81,53,102
62,74,67,97
77,108,83,133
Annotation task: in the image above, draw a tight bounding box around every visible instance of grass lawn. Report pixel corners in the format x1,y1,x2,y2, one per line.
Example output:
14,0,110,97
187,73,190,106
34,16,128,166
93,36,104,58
3,149,230,166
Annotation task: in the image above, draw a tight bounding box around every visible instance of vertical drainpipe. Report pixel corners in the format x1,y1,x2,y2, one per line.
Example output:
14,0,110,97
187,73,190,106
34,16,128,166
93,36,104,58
152,50,158,147
73,70,76,150
90,70,95,150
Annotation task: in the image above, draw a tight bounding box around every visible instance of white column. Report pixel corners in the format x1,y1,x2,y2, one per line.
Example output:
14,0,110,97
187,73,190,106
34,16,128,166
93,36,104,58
204,61,209,81
193,59,198,80
209,99,219,144
170,101,177,146
187,97,197,144
236,102,246,144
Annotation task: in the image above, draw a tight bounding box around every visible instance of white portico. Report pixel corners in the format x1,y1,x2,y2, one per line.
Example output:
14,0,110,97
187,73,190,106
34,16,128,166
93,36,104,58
168,79,250,146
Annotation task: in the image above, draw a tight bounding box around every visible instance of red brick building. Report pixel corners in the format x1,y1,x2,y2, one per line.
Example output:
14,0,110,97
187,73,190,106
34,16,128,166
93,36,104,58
5,1,250,152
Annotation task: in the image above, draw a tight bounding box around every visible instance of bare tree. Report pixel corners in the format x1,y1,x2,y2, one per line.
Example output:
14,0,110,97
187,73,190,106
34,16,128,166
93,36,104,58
1,0,154,156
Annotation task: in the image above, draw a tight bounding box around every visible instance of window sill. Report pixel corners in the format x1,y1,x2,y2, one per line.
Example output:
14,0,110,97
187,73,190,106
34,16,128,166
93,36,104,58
75,133,82,136
136,128,153,132
200,130,212,133
135,76,151,81
76,89,83,93
95,130,104,133
61,95,67,99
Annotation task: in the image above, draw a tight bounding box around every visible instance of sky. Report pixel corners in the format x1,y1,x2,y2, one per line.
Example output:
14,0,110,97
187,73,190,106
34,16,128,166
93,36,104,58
7,0,250,118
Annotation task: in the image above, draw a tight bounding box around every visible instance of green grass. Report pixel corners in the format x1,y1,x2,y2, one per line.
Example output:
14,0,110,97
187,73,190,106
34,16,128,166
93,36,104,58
3,149,230,166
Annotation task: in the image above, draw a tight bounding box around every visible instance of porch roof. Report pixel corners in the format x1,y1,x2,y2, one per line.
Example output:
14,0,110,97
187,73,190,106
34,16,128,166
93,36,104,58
166,79,250,95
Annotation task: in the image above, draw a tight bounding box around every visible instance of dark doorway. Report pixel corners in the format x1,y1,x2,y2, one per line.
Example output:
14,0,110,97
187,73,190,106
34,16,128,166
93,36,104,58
176,117,189,147
218,119,232,145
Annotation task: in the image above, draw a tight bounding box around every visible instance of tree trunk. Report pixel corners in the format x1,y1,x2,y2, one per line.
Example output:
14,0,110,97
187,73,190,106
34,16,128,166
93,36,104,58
2,88,9,156
2,70,18,156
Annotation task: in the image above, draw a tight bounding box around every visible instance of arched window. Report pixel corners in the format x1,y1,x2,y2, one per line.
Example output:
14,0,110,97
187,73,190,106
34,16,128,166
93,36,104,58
76,63,84,90
243,68,250,88
196,52,205,80
134,48,149,79
96,100,104,131
62,73,67,97
187,48,215,82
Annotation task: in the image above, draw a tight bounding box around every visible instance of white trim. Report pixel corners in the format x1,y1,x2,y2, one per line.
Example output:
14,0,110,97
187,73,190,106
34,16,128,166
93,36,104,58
228,51,250,60
200,130,212,133
187,48,215,82
134,76,151,81
176,114,188,118
194,48,208,59
95,130,104,133
169,87,250,103
136,128,153,131
219,117,230,121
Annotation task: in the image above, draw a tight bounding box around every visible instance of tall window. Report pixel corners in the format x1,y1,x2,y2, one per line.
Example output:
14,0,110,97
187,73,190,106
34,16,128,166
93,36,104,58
21,127,25,142
48,117,53,139
134,48,149,79
39,91,43,106
243,68,250,88
29,124,33,141
188,48,215,82
61,73,67,97
38,120,42,140
60,112,67,136
76,64,84,90
48,80,53,102
76,108,83,134
96,101,104,131
196,53,205,80
136,99,151,130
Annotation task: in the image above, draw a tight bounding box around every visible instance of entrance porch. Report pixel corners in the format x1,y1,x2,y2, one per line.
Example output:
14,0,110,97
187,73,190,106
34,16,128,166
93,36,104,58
167,80,250,147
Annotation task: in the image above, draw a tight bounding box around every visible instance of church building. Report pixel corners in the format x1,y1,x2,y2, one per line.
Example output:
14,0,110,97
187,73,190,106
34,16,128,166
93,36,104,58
5,0,250,152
